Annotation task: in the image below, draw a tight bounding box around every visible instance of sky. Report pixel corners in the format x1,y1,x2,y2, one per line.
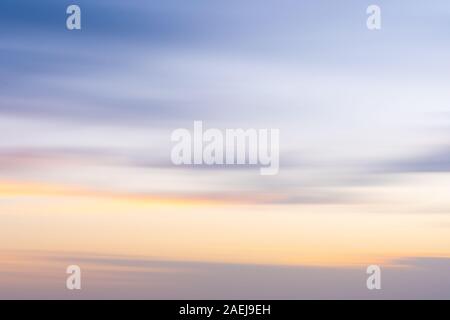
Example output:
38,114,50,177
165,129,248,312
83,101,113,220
0,0,450,299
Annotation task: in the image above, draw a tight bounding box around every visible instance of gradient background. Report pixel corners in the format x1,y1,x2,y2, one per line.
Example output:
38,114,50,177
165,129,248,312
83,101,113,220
1,0,450,299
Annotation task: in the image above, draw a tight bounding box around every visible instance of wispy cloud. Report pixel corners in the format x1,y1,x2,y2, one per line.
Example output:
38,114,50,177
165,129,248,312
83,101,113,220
2,251,450,299
1,0,450,299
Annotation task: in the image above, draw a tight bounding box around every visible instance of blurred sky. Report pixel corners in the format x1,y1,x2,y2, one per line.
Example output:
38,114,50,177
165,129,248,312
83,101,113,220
0,0,450,299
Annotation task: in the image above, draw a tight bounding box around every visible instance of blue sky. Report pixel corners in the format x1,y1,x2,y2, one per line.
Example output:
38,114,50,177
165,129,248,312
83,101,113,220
1,1,450,299
0,0,449,203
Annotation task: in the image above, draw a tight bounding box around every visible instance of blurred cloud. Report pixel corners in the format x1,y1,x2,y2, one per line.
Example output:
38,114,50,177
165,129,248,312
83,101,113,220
1,250,450,299
1,0,450,299
382,147,450,173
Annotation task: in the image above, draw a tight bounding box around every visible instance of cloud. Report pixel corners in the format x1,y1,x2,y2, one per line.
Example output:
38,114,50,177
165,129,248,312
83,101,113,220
382,147,450,173
2,250,450,299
